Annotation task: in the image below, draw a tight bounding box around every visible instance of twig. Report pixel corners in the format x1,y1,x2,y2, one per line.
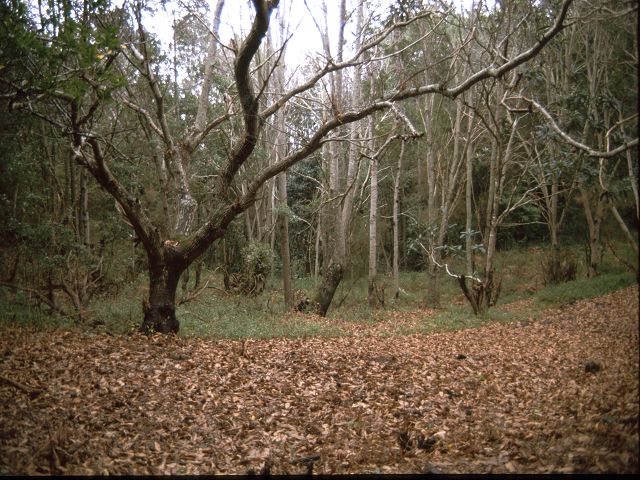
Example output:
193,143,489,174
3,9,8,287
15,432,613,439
506,96,639,158
178,279,211,305
418,244,482,283
0,375,41,396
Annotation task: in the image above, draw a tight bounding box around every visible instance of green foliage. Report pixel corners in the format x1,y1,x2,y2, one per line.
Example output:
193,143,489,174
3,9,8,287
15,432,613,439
89,274,148,334
421,305,523,336
0,290,72,330
242,241,273,279
497,202,547,249
1,0,121,96
224,242,274,296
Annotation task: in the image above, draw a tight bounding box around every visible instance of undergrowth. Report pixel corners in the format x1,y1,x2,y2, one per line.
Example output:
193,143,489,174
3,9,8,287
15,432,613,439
0,240,636,339
533,271,636,307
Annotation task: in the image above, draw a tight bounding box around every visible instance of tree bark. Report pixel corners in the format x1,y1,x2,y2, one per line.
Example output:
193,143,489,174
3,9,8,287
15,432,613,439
278,172,293,306
273,9,293,306
367,138,379,308
141,261,181,334
392,140,405,301
313,262,343,317
313,0,349,316
465,128,474,277
580,185,605,278
78,168,90,247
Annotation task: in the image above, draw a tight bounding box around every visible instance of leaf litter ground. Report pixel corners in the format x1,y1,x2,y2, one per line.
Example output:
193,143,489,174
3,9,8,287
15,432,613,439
1,287,638,474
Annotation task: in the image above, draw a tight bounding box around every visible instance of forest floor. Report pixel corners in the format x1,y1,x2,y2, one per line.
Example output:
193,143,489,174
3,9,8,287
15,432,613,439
0,286,638,475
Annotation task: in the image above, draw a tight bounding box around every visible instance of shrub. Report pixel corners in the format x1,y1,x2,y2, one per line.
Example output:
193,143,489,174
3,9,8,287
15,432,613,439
542,251,577,285
227,241,273,295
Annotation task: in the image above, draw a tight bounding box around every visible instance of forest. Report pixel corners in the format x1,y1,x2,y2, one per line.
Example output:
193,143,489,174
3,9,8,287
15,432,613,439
0,0,638,475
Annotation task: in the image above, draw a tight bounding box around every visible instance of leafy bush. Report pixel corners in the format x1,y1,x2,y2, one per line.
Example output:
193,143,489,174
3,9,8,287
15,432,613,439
226,241,274,295
242,241,273,278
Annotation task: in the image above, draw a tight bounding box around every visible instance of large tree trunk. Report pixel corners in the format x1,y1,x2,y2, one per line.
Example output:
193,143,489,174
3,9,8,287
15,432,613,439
141,262,181,334
458,270,499,316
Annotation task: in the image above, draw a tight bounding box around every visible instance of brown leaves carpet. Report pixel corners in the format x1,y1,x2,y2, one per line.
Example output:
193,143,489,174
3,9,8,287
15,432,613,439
1,287,638,474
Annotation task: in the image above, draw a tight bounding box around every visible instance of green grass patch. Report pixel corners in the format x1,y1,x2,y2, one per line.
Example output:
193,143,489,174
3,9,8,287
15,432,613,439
0,297,68,330
180,308,339,339
533,271,637,308
177,289,343,340
417,304,527,335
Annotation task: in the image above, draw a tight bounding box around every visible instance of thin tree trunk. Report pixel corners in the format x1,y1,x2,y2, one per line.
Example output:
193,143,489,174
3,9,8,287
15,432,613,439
67,150,76,229
368,140,379,308
78,168,90,247
338,0,363,263
548,179,561,281
422,93,439,307
579,185,605,278
610,203,638,254
393,140,405,300
465,132,474,276
312,0,348,316
278,172,293,306
273,8,293,306
314,219,321,286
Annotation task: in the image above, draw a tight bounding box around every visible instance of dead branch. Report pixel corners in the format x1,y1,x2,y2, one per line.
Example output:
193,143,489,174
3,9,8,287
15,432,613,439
178,279,211,306
0,375,42,396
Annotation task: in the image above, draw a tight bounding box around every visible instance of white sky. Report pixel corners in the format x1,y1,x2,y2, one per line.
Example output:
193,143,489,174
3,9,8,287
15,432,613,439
144,0,477,64
145,0,384,62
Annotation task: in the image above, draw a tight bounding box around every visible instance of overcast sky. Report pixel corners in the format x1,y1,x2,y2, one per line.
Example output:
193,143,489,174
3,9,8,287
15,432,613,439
143,0,478,65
